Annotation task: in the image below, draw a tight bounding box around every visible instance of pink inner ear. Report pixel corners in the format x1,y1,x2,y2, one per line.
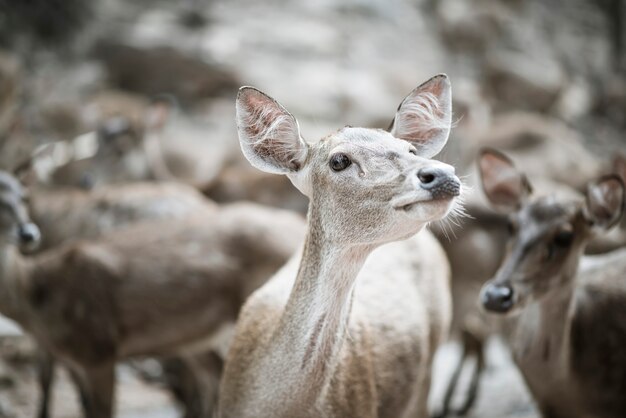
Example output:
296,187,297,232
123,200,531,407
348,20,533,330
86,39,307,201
613,154,626,183
392,76,451,148
240,93,279,138
480,153,526,207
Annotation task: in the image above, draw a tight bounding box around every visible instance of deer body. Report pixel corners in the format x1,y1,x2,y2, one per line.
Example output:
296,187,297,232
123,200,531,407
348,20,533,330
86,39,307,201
499,249,626,418
223,228,451,418
478,149,626,418
28,182,216,250
0,169,306,417
219,75,461,417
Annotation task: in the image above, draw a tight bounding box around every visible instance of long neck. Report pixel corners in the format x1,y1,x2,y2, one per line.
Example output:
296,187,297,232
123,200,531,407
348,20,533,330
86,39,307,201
511,265,579,371
0,243,29,322
258,208,373,413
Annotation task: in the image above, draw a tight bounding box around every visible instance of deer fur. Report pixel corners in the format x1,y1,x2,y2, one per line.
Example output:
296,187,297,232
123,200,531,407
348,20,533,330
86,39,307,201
219,74,461,418
478,149,626,418
24,181,218,418
28,181,216,251
433,151,626,417
0,171,306,418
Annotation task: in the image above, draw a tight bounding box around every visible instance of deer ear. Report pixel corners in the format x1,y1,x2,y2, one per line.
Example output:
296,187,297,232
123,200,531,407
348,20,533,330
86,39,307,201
612,153,626,184
236,87,308,175
478,148,532,212
389,74,452,158
583,175,625,231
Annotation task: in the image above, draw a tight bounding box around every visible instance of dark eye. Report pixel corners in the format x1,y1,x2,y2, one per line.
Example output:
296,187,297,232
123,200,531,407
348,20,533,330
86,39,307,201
409,148,418,156
330,153,351,171
553,230,574,247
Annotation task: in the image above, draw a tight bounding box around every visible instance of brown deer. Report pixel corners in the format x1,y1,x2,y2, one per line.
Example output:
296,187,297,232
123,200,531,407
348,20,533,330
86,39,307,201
478,149,626,418
434,151,626,417
24,180,218,418
219,74,461,417
0,170,306,418
27,181,216,251
49,94,234,191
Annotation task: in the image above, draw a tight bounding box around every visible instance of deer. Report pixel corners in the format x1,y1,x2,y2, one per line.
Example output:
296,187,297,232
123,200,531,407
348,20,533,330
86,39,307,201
49,93,234,191
218,74,462,418
433,150,626,417
476,148,626,418
0,170,306,418
24,180,219,418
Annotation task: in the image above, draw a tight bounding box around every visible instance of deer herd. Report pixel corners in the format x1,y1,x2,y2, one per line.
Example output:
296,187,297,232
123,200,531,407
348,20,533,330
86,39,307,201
0,73,624,418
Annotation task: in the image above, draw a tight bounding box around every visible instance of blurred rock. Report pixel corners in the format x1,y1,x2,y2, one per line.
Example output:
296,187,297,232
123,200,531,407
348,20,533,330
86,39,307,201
92,40,240,106
484,50,566,112
0,362,14,390
594,74,626,127
471,112,602,189
0,51,20,136
0,0,94,49
554,77,593,122
436,0,507,52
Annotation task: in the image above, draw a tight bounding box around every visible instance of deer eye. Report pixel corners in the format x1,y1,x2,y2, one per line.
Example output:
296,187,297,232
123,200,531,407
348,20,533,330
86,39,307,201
409,147,418,156
330,153,352,172
553,230,574,247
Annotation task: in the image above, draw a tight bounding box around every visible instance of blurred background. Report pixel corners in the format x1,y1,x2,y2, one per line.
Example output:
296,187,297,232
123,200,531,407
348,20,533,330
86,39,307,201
0,0,624,416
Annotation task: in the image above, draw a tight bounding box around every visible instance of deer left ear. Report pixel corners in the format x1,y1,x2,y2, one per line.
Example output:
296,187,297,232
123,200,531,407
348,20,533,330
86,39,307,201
583,175,625,231
389,74,452,158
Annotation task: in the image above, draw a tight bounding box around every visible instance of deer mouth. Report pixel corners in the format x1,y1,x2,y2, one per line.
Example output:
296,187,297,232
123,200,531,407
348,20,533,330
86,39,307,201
394,195,457,212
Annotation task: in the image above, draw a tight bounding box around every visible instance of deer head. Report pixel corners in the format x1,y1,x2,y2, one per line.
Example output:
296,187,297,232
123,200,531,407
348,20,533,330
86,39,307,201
477,149,625,314
236,74,461,246
0,171,40,252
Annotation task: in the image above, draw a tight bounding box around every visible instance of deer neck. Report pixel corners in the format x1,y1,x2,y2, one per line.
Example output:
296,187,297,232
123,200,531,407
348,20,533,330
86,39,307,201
0,243,30,322
261,207,374,412
513,268,578,373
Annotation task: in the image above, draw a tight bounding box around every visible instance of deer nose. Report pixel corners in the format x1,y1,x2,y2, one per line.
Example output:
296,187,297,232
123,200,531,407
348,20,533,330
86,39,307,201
417,167,461,198
18,223,41,248
481,283,514,313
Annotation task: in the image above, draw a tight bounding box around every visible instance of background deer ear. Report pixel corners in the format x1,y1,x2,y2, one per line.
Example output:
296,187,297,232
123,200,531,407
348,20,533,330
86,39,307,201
583,175,625,231
612,153,626,184
388,74,452,158
478,148,532,212
236,87,308,175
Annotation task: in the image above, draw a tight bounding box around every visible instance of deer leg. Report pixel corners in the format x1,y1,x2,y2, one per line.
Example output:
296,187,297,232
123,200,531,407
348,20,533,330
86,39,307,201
181,351,224,417
37,349,55,418
76,364,115,418
160,357,203,418
67,368,90,417
456,341,485,416
435,327,485,418
434,345,467,418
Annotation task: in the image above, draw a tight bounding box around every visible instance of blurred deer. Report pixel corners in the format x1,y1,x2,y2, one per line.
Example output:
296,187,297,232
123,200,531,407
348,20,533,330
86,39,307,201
45,90,309,213
25,180,218,418
219,75,461,418
434,150,626,417
478,149,626,418
0,170,305,418
50,92,234,191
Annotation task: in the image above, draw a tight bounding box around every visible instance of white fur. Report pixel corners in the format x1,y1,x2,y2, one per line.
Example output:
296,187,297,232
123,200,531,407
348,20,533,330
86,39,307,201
391,75,452,158
236,88,309,175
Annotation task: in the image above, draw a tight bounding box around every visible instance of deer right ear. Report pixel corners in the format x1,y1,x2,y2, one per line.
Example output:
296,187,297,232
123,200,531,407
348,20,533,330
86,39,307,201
236,87,309,175
389,74,452,158
612,153,626,184
583,175,625,231
478,148,532,212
